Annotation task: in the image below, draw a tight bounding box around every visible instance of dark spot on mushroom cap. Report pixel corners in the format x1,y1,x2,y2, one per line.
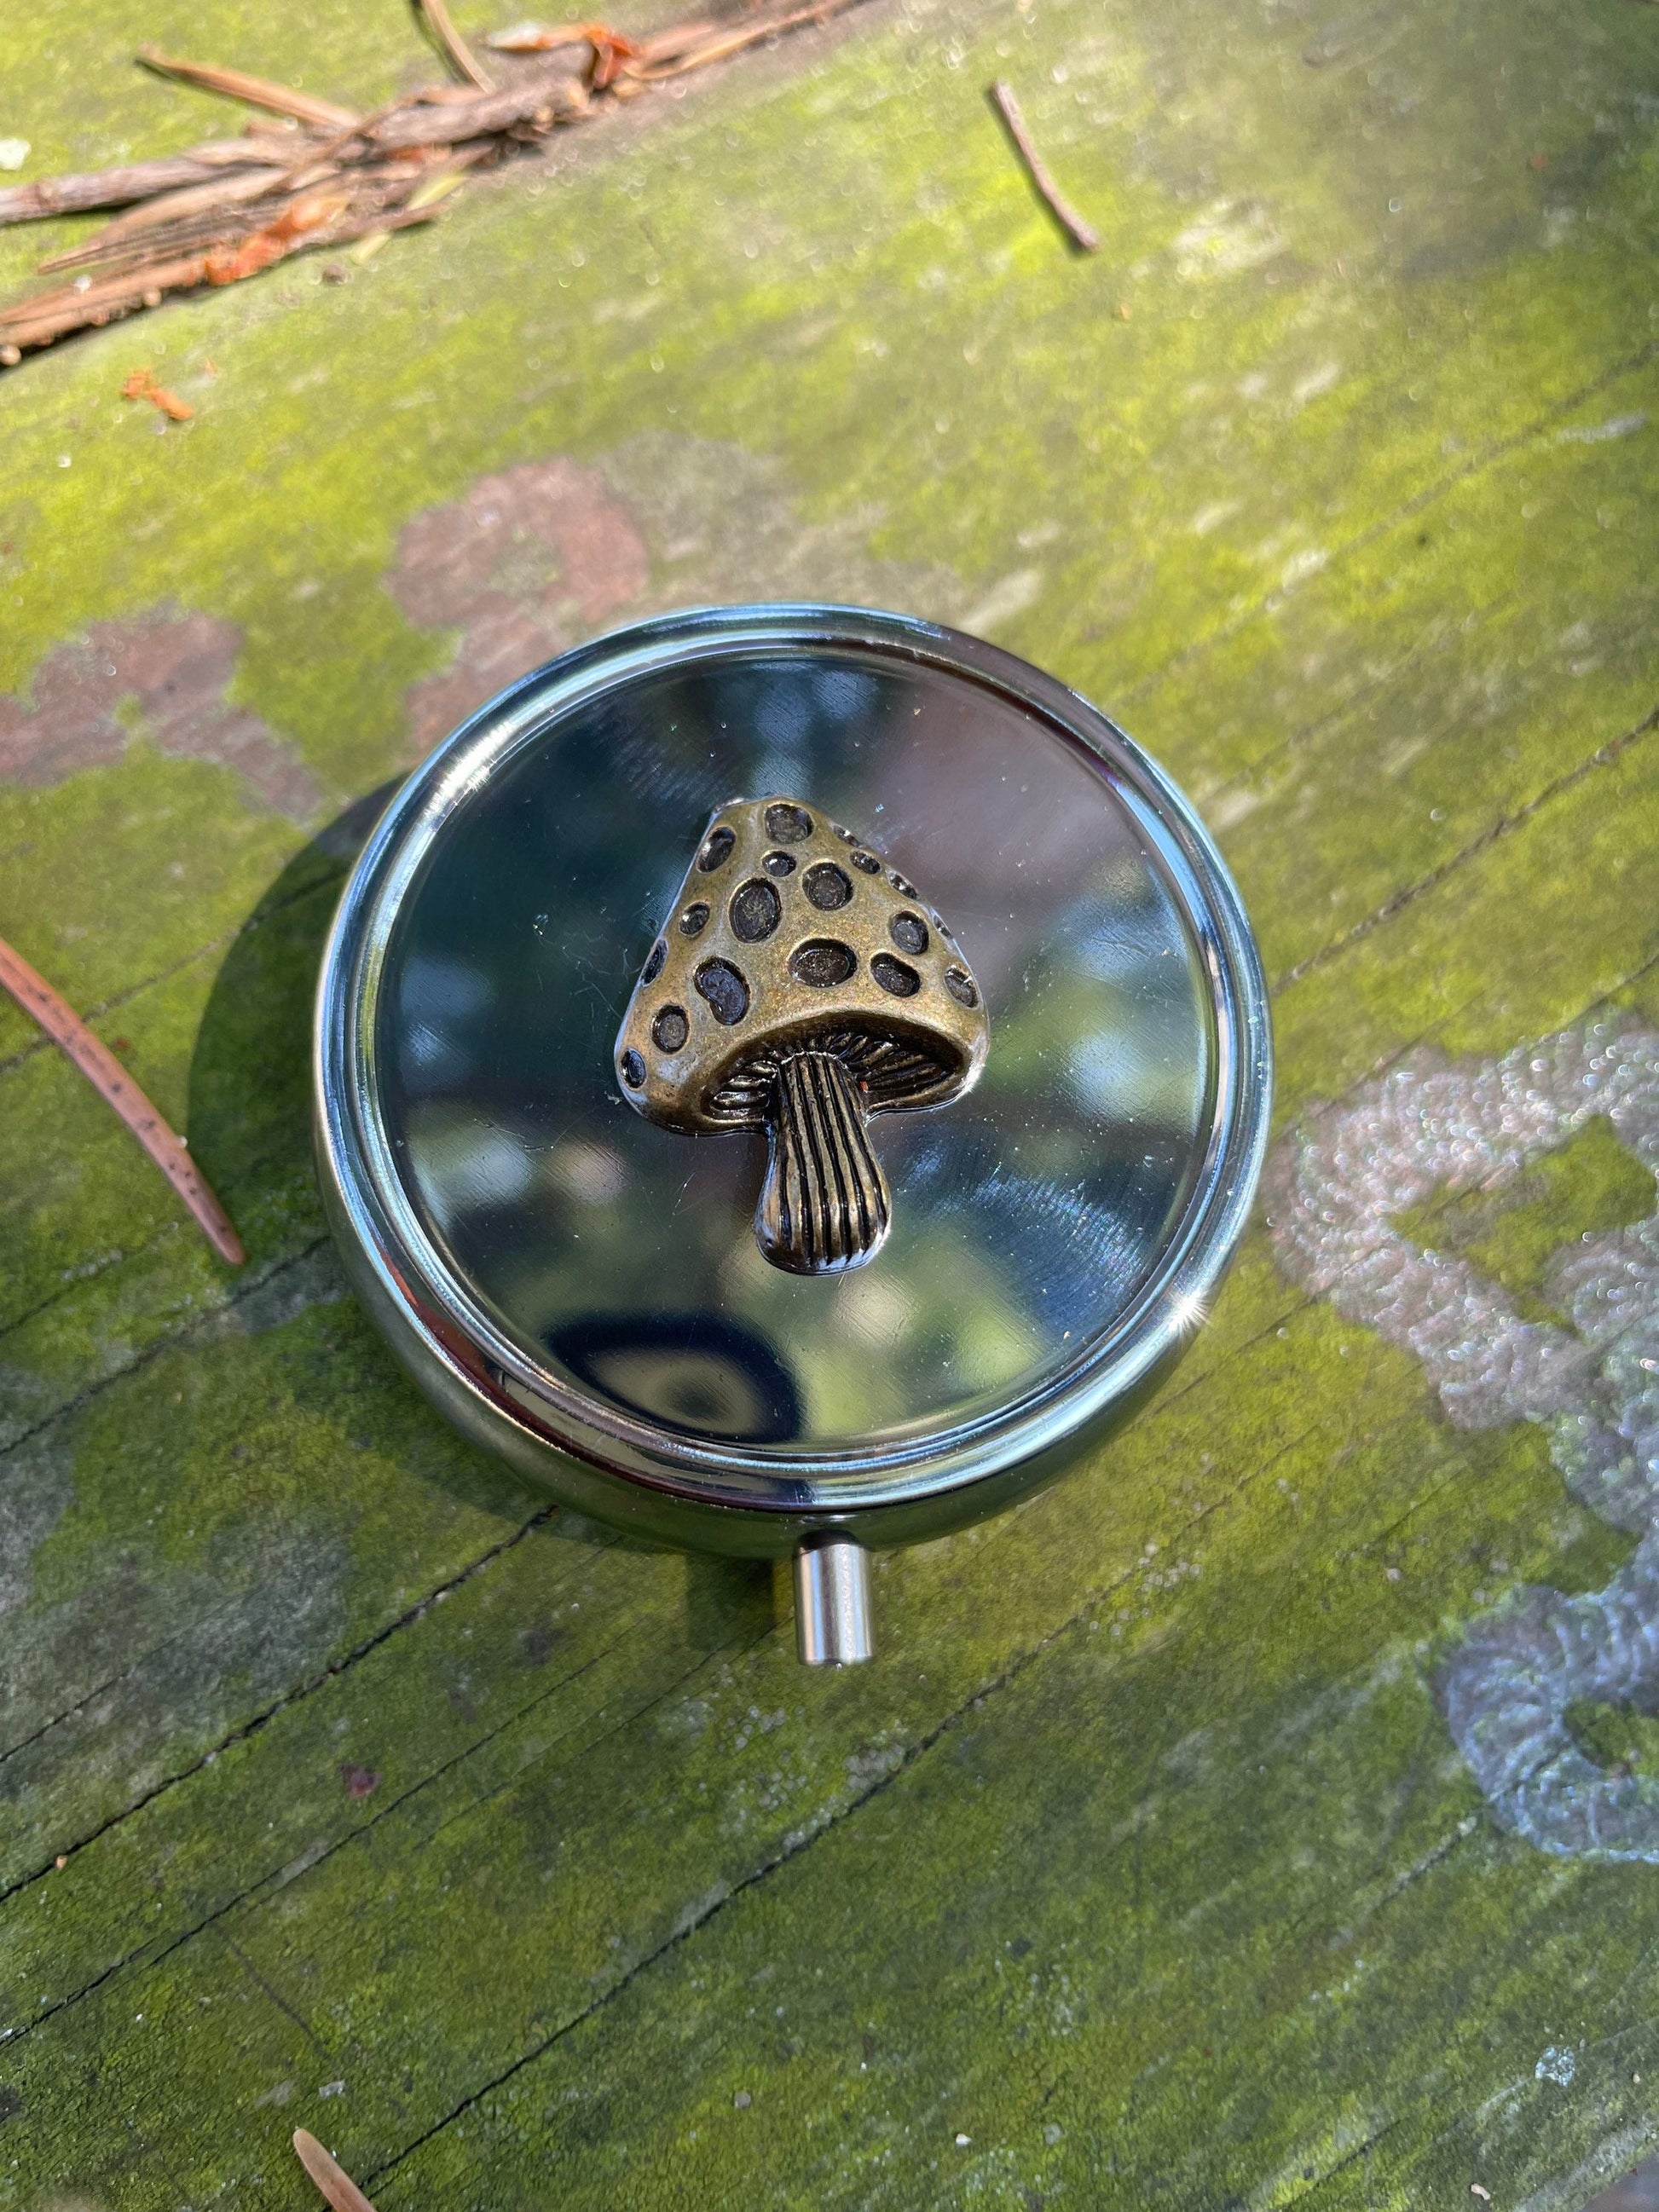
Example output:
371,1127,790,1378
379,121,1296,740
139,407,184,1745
653,1005,690,1050
890,911,928,956
642,939,667,984
804,861,853,911
620,1048,645,1089
679,902,710,936
729,878,782,944
849,849,882,875
871,952,921,997
944,967,979,1009
888,870,917,898
697,826,737,872
790,939,858,989
695,958,750,1025
765,801,813,843
762,849,797,877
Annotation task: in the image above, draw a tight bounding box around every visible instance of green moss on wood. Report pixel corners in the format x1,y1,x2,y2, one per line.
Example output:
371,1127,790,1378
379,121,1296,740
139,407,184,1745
1397,1116,1657,1329
1,0,1657,2202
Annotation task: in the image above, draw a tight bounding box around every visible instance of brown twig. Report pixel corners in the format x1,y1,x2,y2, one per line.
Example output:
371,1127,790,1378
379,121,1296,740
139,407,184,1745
0,147,310,228
487,14,720,54
0,935,244,1266
415,0,497,89
292,2131,378,2212
38,166,298,264
203,189,351,280
38,163,442,278
206,198,435,282
41,201,323,282
0,0,871,354
0,251,213,344
487,19,600,49
365,68,588,147
989,79,1099,252
0,203,435,343
634,16,721,60
634,0,850,74
138,48,361,131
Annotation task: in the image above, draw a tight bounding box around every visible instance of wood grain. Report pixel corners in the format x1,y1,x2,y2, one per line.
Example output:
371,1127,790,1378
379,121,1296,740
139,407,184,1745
0,0,1656,2203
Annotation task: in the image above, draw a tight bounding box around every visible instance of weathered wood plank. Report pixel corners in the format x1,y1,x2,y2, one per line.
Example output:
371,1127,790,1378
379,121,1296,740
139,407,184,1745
1,0,1657,2200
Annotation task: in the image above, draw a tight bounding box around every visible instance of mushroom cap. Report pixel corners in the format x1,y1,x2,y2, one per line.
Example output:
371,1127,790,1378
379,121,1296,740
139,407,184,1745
615,795,989,1135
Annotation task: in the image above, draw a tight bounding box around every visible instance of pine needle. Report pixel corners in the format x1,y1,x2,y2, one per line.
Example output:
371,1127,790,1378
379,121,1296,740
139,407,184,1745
0,0,875,355
292,2130,379,2212
415,0,497,90
0,935,244,1265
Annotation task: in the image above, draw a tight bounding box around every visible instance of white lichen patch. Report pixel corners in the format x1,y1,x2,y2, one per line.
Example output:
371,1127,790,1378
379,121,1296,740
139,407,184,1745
1269,1018,1659,1860
1292,361,1343,407
1171,199,1287,282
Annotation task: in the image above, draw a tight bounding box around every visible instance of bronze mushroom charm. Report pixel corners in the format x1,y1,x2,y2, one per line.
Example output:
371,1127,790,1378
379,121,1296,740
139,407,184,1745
615,797,989,1274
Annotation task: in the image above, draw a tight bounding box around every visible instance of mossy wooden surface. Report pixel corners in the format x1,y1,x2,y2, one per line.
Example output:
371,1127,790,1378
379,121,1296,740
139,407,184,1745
2,0,1658,2203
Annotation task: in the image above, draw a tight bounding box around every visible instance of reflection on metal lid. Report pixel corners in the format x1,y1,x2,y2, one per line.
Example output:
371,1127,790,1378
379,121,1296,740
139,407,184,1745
317,605,1270,1538
547,1312,801,1445
378,645,1212,1452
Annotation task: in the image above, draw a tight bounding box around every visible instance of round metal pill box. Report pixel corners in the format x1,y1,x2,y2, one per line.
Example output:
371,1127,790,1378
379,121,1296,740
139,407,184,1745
315,604,1271,1664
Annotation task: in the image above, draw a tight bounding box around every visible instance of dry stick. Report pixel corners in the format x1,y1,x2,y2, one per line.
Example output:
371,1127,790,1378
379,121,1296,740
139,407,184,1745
115,56,581,168
41,97,420,276
0,0,853,228
0,936,245,1267
29,70,458,286
292,2131,378,2212
42,199,327,282
365,71,588,147
486,19,604,49
38,165,298,265
989,78,1099,252
137,47,361,130
0,251,211,340
39,165,434,279
0,0,870,348
253,198,441,253
2,241,213,324
415,0,497,89
634,0,859,77
0,204,440,344
0,150,297,227
634,16,722,61
197,199,436,283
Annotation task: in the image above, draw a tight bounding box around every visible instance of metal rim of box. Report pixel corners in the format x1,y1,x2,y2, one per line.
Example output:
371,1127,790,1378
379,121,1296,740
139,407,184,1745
314,604,1274,1538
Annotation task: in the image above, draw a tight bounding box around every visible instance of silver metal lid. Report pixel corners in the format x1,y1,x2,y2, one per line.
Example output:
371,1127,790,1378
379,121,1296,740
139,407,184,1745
315,604,1271,1569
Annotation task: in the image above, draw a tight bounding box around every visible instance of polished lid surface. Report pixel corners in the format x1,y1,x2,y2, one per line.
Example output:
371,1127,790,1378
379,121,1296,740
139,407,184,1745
320,606,1269,1504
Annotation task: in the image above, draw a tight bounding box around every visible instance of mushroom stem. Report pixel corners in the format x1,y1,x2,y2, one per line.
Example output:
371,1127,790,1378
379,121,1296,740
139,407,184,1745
757,1049,891,1274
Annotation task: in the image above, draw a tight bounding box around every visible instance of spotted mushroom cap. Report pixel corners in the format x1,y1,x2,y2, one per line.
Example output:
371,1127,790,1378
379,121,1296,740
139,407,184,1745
614,796,989,1135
